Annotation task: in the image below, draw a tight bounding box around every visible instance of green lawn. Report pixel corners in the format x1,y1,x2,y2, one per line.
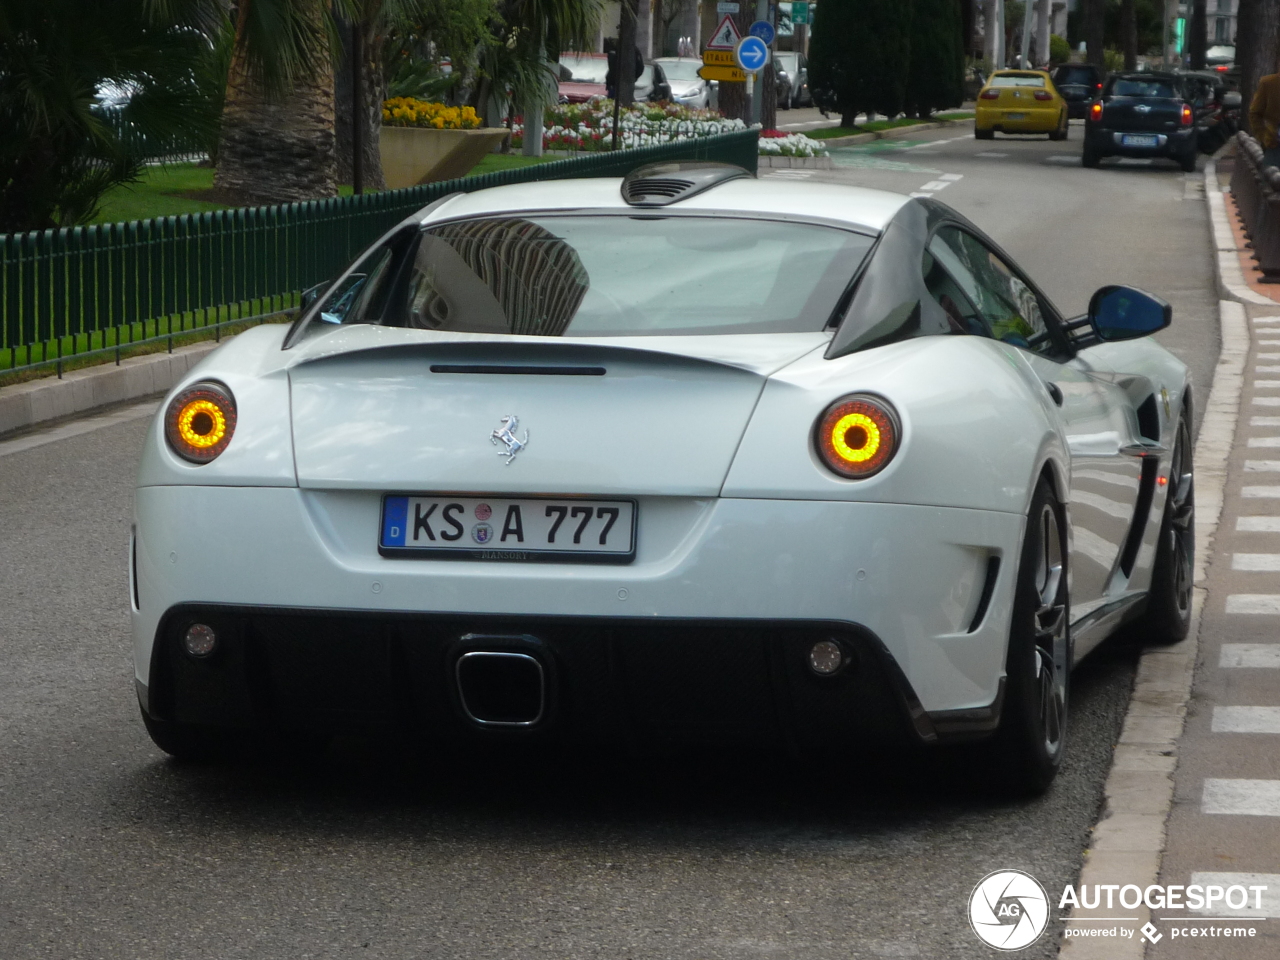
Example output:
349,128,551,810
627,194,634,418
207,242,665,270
91,152,560,225
806,111,975,140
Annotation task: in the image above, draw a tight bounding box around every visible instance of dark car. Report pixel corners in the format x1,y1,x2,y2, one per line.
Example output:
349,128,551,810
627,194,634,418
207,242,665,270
1051,63,1104,119
774,52,810,110
1178,69,1237,150
1083,73,1209,172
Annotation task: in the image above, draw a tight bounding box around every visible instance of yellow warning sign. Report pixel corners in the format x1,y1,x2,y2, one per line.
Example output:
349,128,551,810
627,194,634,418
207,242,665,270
698,65,748,82
702,49,736,66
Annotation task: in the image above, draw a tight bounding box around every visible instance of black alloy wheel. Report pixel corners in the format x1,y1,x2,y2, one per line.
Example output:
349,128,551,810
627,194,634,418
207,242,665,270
989,479,1070,795
1139,414,1195,643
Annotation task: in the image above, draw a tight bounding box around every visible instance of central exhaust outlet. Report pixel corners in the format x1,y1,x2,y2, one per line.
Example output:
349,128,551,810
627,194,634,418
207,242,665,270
455,651,546,726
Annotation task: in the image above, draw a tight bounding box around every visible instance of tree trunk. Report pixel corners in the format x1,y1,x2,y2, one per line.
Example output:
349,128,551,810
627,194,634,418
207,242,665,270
1084,0,1105,72
619,0,638,106
983,0,999,66
1034,0,1050,65
1239,0,1280,136
1188,0,1207,70
1122,0,1137,70
335,20,388,192
214,12,337,205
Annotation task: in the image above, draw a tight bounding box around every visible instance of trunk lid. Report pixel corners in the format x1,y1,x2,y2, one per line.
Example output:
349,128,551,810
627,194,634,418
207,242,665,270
288,331,828,495
1102,97,1183,131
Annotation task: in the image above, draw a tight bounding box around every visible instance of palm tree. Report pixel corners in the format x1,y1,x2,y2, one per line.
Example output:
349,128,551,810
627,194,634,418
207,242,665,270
211,0,342,205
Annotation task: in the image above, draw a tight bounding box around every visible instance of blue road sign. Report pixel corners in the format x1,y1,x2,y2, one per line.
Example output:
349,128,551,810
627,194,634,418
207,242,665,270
735,35,770,73
749,20,775,45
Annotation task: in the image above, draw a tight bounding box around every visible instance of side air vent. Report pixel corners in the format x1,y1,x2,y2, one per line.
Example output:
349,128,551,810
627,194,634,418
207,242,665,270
621,161,752,207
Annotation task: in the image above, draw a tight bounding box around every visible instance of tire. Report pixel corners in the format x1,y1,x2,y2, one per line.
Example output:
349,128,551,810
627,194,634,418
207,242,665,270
1082,144,1101,168
988,479,1071,795
975,128,995,140
1135,414,1194,643
1049,112,1068,141
140,704,212,761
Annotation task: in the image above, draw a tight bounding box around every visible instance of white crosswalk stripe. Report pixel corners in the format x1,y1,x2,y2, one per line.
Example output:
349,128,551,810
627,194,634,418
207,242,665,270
1212,707,1280,733
1238,516,1280,530
1258,366,1280,372
1244,460,1280,471
1251,416,1280,426
1203,779,1280,815
1256,380,1280,388
1232,554,1280,570
1254,396,1280,406
1221,644,1280,668
1188,874,1280,918
1261,352,1280,359
1242,486,1280,496
1226,595,1280,613
1247,437,1280,447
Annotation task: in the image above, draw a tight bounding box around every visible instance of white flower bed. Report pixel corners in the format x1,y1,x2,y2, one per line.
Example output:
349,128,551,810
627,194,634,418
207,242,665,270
758,133,829,158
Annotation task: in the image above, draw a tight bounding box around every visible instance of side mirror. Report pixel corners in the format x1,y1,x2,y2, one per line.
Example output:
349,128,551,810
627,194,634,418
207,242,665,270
1088,285,1171,341
301,280,333,311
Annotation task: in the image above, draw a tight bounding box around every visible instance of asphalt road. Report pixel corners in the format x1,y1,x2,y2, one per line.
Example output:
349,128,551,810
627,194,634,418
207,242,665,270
0,128,1220,960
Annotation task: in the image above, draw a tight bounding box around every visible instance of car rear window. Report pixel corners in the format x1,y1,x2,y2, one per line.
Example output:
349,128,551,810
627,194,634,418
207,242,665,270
1054,66,1095,84
560,55,607,84
1110,78,1177,98
990,74,1046,88
380,216,874,337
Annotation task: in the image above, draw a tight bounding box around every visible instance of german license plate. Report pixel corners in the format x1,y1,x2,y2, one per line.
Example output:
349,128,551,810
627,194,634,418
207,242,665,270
380,495,636,562
1122,134,1158,147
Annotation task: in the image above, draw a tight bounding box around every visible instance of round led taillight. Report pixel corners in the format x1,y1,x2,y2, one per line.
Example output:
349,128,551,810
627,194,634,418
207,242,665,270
814,395,900,479
165,381,237,463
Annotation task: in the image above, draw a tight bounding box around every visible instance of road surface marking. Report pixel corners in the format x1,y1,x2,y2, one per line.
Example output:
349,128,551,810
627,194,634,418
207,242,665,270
1221,644,1280,668
1212,707,1280,733
1259,340,1280,346
919,180,951,190
1252,416,1280,425
1253,397,1280,406
1188,874,1280,917
1247,437,1280,446
0,401,158,459
1046,155,1079,164
938,173,963,181
1237,516,1280,530
1202,779,1280,815
1244,460,1280,472
1260,352,1280,359
1226,595,1280,613
1243,485,1280,496
909,191,933,198
1256,380,1280,388
975,151,1008,157
1232,554,1280,570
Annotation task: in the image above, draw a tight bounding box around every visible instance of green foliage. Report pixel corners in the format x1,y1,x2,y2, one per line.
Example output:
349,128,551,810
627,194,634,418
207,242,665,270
384,0,499,97
906,0,964,117
0,0,222,231
1104,47,1125,72
1049,34,1071,64
1104,0,1163,56
809,0,913,122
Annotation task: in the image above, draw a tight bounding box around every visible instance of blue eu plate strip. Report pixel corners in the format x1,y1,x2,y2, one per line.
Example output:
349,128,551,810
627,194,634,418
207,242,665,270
382,496,408,546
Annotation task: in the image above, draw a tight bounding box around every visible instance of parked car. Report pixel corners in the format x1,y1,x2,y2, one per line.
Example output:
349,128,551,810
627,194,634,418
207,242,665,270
1051,63,1104,120
134,163,1192,795
1083,73,1208,171
653,57,712,109
557,52,607,103
1205,44,1240,92
774,52,811,109
1177,69,1236,151
975,70,1070,140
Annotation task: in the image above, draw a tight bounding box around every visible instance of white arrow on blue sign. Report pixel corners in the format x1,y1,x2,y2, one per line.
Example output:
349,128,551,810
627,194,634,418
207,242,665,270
735,35,770,73
748,20,775,45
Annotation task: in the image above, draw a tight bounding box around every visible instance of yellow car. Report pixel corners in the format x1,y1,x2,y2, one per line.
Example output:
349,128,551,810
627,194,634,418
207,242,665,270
975,70,1069,140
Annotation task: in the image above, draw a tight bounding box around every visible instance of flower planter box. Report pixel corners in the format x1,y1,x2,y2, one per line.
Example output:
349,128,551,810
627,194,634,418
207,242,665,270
379,126,510,188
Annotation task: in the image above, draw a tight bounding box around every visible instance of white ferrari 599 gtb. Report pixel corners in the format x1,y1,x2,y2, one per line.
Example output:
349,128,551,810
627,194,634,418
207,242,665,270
132,163,1192,793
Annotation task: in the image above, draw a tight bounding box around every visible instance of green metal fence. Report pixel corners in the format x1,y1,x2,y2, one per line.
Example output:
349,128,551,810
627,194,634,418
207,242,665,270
1,130,759,375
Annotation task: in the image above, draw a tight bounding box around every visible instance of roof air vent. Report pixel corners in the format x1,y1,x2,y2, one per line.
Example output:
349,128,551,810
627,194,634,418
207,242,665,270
621,161,753,207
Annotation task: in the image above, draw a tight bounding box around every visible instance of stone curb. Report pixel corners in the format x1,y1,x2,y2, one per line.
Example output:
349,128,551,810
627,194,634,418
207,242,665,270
811,117,975,150
1058,166,1250,959
0,340,221,439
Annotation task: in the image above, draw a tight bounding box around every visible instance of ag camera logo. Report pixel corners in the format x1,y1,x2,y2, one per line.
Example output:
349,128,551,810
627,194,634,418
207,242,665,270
969,869,1050,950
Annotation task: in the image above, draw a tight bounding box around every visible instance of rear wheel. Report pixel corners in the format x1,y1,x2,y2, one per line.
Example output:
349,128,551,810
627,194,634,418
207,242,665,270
1049,112,1069,140
989,479,1070,795
1135,414,1194,643
975,128,995,140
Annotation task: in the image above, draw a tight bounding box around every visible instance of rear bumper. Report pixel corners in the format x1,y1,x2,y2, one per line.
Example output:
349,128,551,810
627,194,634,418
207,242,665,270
974,105,1060,132
1085,126,1196,157
133,485,1025,731
140,606,1006,748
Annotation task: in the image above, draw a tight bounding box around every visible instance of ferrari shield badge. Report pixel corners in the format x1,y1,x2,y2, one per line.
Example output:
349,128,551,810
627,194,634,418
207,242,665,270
491,414,529,464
